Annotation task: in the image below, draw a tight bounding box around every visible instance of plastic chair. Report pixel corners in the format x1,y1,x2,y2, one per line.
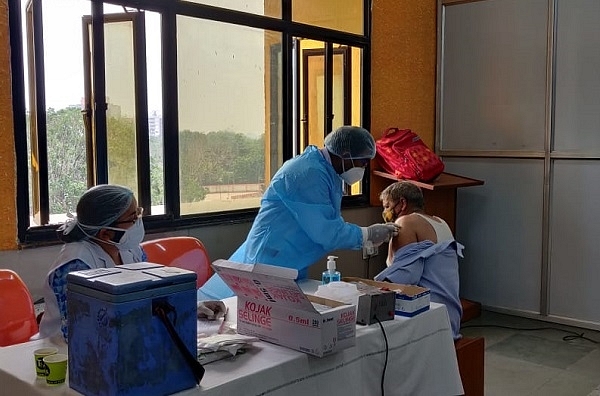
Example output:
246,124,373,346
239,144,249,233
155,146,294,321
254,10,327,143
141,236,212,288
0,269,39,346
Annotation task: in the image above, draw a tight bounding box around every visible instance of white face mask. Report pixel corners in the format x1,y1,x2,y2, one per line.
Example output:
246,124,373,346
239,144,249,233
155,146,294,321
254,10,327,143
100,218,145,250
340,167,365,186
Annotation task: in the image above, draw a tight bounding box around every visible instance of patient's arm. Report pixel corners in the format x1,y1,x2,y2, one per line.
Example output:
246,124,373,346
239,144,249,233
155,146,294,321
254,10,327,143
387,216,419,266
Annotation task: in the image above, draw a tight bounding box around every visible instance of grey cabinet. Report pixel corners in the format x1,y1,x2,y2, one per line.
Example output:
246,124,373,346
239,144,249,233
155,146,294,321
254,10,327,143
440,0,548,152
438,0,600,329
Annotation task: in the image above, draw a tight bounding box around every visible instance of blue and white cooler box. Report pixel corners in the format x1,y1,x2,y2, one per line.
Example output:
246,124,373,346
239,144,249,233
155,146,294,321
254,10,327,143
67,262,197,396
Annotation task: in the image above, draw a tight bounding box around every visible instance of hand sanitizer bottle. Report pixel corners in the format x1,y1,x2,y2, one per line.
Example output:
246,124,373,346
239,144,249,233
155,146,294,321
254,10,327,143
322,256,341,284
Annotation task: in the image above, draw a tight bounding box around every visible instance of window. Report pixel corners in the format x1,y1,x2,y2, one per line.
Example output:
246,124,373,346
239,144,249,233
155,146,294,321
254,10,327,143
10,0,372,244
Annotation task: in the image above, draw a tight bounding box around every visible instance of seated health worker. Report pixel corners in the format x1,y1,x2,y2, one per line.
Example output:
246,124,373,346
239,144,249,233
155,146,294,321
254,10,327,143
198,126,399,300
38,184,146,342
375,181,463,340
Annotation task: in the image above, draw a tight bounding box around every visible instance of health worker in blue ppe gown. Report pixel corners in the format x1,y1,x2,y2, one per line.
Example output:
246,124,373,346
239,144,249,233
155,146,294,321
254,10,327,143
198,126,399,300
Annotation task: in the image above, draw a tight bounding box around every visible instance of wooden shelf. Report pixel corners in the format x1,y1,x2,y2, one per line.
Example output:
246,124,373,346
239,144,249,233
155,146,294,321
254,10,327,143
372,171,484,191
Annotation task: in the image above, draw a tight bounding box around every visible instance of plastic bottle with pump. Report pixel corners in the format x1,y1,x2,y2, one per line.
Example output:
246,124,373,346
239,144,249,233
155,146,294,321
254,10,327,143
322,256,341,284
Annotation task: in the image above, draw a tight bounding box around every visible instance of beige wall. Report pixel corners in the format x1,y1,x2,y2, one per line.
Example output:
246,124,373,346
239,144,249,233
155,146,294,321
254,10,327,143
371,0,436,146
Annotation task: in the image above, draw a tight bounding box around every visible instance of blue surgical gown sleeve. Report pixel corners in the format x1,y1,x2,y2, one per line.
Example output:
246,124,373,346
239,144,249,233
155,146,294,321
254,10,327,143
197,273,234,300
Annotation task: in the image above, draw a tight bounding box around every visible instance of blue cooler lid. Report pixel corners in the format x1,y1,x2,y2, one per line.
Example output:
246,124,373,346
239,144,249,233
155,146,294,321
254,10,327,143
67,262,197,295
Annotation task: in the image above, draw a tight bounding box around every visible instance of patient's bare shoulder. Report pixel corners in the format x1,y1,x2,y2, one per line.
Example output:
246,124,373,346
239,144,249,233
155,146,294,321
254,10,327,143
392,215,419,249
407,212,439,243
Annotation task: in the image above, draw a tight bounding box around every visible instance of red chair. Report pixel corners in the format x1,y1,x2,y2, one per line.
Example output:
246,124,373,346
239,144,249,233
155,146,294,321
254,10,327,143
0,269,39,346
141,236,212,288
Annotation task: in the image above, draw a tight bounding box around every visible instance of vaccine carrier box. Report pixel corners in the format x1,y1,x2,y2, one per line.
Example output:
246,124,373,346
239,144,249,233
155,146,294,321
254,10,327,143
67,262,198,396
212,259,356,357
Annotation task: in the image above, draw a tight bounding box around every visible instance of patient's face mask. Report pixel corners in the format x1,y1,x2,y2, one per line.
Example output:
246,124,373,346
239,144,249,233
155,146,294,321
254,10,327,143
382,202,400,223
101,218,145,250
339,157,366,186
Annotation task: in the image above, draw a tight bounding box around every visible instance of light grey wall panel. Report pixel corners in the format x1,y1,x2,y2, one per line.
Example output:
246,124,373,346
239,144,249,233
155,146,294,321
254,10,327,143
554,0,600,152
549,160,600,322
443,158,544,312
440,0,548,151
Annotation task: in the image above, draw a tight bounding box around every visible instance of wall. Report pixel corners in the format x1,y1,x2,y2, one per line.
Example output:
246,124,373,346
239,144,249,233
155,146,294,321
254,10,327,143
371,1,436,147
0,0,17,250
370,0,437,205
0,1,436,297
438,0,600,330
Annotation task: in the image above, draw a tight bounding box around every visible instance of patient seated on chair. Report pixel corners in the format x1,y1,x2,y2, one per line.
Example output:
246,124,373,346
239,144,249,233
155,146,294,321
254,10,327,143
375,181,463,340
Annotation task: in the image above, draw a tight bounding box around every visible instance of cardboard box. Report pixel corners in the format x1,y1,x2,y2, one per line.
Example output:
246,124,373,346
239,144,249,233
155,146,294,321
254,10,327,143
212,260,356,357
341,278,396,325
343,278,430,317
67,263,198,396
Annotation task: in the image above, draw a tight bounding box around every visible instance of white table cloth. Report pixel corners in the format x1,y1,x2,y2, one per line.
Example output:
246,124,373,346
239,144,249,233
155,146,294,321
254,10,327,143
0,300,463,396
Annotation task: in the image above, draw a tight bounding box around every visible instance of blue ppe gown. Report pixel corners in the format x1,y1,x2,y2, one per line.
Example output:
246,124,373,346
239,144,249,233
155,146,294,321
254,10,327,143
198,145,364,300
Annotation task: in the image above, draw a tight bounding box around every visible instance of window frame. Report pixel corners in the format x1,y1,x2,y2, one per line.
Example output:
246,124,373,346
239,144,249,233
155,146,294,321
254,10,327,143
10,0,373,245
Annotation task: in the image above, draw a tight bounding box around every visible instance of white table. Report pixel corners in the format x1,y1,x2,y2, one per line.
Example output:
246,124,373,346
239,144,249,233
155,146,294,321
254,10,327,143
0,301,463,396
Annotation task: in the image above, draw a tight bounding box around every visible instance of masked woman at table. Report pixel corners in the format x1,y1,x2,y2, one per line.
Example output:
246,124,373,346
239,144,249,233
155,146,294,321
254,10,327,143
38,184,146,342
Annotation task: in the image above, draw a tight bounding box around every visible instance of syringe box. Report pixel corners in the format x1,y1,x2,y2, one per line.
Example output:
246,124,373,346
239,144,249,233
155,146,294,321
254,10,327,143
342,278,396,325
213,259,356,358
343,277,430,319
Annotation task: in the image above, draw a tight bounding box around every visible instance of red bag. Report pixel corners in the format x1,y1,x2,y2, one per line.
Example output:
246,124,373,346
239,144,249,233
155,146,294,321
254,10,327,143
375,128,444,182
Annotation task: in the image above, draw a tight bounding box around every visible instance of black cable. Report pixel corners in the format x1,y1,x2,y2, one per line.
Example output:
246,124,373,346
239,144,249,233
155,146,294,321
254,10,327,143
461,324,599,344
153,300,205,384
374,316,389,396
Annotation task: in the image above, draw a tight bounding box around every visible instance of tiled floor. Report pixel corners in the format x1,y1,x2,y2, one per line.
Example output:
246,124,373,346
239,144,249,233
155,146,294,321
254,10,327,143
461,310,600,396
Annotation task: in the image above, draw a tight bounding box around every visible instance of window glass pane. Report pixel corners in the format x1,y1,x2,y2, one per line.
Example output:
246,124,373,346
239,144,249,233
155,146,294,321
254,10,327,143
145,12,164,215
349,46,363,127
177,16,282,215
293,0,364,35
298,40,325,150
296,39,363,195
297,42,363,146
29,0,92,225
340,45,363,196
104,20,139,196
29,1,161,224
103,7,164,216
267,33,284,187
17,0,368,238
182,0,281,18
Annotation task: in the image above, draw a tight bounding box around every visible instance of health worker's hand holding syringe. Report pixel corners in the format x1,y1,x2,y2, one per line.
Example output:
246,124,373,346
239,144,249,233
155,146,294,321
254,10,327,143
361,223,400,247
